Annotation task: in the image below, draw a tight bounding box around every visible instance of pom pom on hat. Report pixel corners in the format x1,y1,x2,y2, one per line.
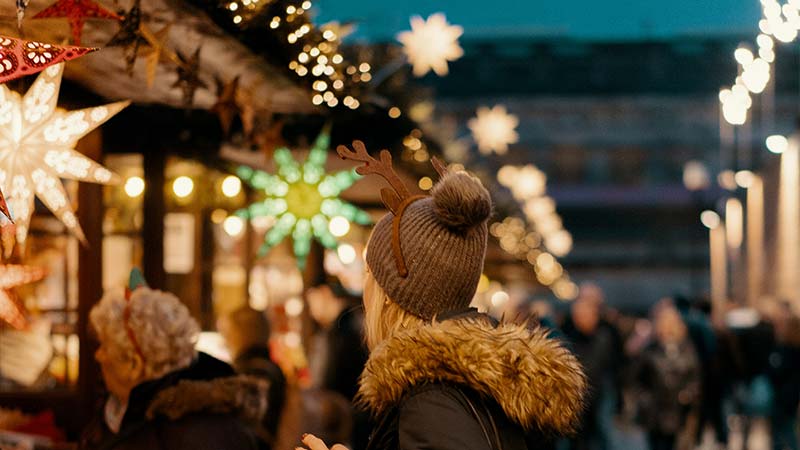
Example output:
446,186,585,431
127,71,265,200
431,172,492,231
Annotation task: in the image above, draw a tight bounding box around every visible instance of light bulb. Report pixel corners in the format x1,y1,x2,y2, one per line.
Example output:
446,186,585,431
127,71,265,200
173,176,194,198
124,176,145,198
221,175,242,198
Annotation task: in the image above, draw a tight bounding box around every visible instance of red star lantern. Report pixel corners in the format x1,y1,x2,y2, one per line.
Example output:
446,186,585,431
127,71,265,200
0,264,46,329
32,0,121,46
0,35,97,84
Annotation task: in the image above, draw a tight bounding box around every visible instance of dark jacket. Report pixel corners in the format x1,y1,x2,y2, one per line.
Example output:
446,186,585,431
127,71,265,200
81,353,266,450
321,307,369,401
234,345,287,443
358,310,587,450
767,343,800,417
561,316,623,409
633,339,701,434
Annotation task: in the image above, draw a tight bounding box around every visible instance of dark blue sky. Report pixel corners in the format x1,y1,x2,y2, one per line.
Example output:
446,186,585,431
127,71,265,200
317,0,761,42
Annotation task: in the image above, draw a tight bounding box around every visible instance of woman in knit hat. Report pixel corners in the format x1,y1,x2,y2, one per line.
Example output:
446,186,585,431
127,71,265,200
299,142,587,450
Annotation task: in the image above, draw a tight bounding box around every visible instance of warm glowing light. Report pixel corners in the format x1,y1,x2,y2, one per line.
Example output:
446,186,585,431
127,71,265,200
221,175,242,198
767,134,788,154
396,13,463,77
468,105,519,155
418,177,433,191
490,290,509,307
211,208,228,224
388,107,401,118
328,216,350,237
726,198,744,249
173,176,194,198
124,176,145,197
337,243,357,264
284,297,304,316
735,170,755,188
701,210,721,229
0,63,126,243
717,170,738,191
734,47,754,65
683,161,710,191
223,215,244,237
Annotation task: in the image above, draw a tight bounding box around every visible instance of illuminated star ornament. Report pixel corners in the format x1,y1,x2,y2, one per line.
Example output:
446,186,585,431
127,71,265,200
397,13,463,77
0,263,46,329
468,105,519,155
32,0,121,46
236,131,371,269
0,63,128,244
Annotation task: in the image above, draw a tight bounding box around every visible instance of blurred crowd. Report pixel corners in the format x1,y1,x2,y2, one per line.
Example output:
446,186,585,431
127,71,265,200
534,284,800,450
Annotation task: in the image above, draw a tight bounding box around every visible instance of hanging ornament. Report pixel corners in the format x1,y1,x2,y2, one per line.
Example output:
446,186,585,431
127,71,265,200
468,105,519,155
211,75,242,137
139,23,174,88
16,0,30,30
0,263,47,329
253,118,285,160
0,63,128,244
236,130,371,269
173,47,206,108
106,0,146,73
32,0,121,46
397,13,463,77
0,36,97,84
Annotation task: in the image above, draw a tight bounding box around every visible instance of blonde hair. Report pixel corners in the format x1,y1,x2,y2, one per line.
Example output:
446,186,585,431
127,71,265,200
90,287,200,379
363,270,424,350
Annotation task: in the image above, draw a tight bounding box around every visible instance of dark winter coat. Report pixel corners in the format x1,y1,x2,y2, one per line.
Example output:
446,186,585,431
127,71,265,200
633,339,701,435
80,353,267,450
322,307,369,401
233,345,287,444
357,310,587,450
767,343,800,417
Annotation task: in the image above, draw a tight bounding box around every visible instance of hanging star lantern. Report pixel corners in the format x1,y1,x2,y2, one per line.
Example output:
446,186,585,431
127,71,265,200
0,263,46,329
173,47,206,108
397,13,463,77
211,75,242,136
139,23,175,88
32,0,121,46
0,63,128,244
106,0,146,73
236,130,371,269
16,0,30,30
0,36,97,84
468,105,519,155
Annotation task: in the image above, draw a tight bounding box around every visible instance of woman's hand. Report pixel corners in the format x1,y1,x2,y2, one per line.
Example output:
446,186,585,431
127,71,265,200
296,433,350,450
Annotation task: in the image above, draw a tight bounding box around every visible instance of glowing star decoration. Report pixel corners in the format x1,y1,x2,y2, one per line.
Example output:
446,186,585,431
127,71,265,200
468,105,519,155
0,263,46,329
397,13,463,77
0,36,97,84
139,23,176,88
32,0,121,46
236,131,371,269
0,63,128,244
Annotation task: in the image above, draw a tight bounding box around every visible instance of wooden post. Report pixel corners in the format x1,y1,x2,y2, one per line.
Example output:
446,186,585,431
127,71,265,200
143,150,166,290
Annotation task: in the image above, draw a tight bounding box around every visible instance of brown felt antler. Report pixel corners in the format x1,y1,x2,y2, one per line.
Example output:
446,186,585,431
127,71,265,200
336,140,412,214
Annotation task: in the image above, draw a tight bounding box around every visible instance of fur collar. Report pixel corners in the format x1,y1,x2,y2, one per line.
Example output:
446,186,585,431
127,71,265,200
146,375,268,425
357,317,587,434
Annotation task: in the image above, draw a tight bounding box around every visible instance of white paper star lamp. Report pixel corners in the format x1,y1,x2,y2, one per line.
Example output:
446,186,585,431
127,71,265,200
468,105,519,155
397,13,463,77
0,63,128,244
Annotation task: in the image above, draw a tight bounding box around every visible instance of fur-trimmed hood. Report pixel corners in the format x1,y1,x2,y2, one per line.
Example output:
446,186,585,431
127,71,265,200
357,316,587,435
146,375,269,425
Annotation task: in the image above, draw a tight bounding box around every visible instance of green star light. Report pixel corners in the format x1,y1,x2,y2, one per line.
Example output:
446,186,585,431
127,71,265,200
236,131,372,269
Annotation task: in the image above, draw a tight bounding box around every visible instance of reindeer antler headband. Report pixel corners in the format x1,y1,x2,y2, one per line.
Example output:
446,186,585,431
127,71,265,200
336,140,447,277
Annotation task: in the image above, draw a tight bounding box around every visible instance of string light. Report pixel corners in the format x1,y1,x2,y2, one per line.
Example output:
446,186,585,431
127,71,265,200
124,176,145,197
173,176,194,198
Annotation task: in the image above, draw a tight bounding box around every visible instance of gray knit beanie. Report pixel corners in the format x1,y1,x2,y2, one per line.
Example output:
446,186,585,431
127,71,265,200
366,171,492,319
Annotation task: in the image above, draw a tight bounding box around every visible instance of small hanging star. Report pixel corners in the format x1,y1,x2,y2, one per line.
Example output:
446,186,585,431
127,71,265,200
397,13,463,77
468,105,519,155
106,0,146,73
236,130,371,269
253,118,285,161
211,75,241,137
0,36,97,84
139,23,173,88
32,0,121,46
16,0,29,30
173,47,206,108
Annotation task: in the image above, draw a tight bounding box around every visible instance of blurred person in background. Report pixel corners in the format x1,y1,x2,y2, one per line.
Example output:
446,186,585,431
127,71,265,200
766,302,800,450
81,271,266,450
218,305,287,448
562,283,625,450
306,280,370,450
673,295,727,447
633,301,700,450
